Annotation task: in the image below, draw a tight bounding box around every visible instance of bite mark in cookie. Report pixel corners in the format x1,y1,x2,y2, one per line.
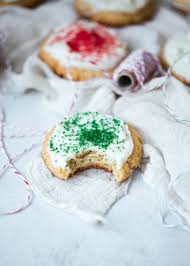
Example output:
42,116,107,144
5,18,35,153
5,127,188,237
42,112,143,183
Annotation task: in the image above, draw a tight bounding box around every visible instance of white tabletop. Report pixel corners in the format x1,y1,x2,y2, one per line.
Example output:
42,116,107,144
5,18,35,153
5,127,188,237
0,94,190,266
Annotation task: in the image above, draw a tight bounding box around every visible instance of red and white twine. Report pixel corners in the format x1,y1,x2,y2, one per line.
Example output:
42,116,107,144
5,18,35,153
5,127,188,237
66,68,80,115
0,108,42,216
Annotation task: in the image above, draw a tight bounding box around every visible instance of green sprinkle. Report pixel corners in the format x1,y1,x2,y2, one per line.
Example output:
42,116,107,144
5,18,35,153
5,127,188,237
78,127,117,150
49,112,125,155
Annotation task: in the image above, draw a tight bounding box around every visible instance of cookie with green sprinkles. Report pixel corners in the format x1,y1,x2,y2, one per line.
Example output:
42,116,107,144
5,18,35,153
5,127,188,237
42,112,143,182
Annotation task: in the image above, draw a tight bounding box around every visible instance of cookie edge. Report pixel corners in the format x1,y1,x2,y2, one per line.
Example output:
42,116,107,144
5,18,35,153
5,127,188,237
160,47,190,86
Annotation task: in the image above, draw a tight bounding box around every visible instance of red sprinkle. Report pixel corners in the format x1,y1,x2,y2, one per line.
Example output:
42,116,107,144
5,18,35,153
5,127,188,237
67,29,105,54
50,23,118,61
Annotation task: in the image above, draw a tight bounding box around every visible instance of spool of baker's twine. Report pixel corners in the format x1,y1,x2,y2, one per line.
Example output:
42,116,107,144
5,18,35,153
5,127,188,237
112,49,163,95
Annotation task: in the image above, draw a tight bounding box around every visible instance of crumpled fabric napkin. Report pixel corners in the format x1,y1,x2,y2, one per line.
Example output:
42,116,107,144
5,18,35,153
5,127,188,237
29,153,131,224
113,76,190,227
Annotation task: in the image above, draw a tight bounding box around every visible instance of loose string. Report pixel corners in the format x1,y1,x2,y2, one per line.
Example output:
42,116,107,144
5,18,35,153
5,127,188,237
66,68,80,115
0,108,41,216
0,30,7,44
0,28,45,215
0,67,78,216
0,142,40,177
2,124,46,139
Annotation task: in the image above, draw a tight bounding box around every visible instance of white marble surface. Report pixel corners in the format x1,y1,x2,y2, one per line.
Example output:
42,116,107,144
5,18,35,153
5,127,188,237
0,94,190,266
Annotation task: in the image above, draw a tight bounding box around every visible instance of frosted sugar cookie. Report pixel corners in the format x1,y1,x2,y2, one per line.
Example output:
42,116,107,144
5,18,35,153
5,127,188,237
42,112,143,183
39,21,128,81
75,0,156,27
160,32,190,86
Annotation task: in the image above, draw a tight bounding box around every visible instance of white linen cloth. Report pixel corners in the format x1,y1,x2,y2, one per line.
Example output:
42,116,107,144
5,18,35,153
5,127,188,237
1,0,190,225
29,154,131,224
113,77,190,228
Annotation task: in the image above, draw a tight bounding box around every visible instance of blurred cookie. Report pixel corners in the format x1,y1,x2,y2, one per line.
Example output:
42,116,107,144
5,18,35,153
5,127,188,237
75,0,156,27
0,0,42,7
172,0,190,13
39,21,128,81
42,112,143,183
160,32,190,86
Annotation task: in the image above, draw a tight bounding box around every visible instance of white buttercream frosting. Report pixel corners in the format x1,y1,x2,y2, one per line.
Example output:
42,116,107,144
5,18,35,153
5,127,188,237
47,112,134,170
82,0,149,12
164,32,190,81
43,21,126,71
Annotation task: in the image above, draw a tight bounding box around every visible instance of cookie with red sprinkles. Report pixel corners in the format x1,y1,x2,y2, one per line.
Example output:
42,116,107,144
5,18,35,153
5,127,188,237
39,21,128,81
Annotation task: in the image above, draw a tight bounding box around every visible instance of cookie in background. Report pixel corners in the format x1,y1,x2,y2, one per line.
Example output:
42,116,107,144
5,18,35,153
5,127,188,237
0,0,43,7
75,0,156,27
39,21,128,81
160,32,190,86
172,0,190,13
